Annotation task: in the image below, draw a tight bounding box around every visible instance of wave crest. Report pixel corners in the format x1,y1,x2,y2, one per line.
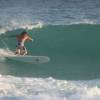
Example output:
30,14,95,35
0,21,44,34
69,19,96,25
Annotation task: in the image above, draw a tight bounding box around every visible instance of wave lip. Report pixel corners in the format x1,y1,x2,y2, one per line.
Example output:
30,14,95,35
69,19,97,25
0,19,98,34
0,22,44,34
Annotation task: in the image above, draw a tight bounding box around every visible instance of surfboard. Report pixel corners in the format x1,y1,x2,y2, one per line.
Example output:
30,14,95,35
6,55,50,64
0,49,50,64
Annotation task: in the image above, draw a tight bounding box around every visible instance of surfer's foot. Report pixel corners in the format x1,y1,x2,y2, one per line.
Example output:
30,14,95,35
15,52,18,55
15,51,21,56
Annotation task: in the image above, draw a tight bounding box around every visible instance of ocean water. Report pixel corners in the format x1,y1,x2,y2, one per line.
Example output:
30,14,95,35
0,0,100,100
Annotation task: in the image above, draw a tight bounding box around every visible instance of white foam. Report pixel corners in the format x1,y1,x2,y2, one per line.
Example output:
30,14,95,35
0,75,99,100
0,27,7,34
0,21,44,34
9,21,44,30
0,19,98,35
69,19,96,25
0,48,14,56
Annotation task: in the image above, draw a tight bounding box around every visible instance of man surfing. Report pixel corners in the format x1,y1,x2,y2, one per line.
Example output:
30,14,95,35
15,31,33,55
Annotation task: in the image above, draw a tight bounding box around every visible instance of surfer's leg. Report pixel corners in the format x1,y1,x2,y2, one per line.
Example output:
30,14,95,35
15,48,20,55
24,47,27,55
21,46,27,55
20,46,27,55
15,42,22,55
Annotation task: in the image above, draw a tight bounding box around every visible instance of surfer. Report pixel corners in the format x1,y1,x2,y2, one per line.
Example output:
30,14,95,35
15,31,33,55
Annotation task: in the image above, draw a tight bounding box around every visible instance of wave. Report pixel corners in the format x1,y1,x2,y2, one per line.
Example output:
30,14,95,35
0,21,44,34
0,18,98,34
0,75,99,100
69,19,97,25
0,24,100,99
0,24,100,80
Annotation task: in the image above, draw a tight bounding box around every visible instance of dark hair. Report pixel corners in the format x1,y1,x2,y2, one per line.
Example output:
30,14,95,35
21,31,28,35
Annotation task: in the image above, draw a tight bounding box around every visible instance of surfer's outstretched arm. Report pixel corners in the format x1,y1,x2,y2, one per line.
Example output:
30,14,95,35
28,36,34,42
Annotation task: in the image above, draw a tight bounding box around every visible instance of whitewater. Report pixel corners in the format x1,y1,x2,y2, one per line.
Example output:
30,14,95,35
0,75,100,100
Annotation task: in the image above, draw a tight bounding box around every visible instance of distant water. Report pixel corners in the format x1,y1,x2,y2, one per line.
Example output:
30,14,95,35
0,0,100,100
0,0,100,26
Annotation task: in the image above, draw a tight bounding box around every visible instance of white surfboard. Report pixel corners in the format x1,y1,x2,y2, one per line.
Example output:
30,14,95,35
0,49,50,64
6,55,50,64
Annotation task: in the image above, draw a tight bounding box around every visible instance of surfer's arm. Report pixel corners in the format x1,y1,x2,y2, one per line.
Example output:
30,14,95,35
27,36,34,42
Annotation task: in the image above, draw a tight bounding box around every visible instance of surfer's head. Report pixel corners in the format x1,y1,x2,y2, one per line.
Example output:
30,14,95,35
21,31,28,36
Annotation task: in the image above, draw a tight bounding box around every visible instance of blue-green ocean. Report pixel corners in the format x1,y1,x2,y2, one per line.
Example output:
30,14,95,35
0,0,100,100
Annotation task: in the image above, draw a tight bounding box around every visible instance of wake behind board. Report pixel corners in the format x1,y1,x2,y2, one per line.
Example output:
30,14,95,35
6,55,50,64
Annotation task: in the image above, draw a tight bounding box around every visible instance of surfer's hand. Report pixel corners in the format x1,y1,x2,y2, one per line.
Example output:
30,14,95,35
31,39,34,42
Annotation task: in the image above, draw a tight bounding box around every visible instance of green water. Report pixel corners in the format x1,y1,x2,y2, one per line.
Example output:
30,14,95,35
0,24,100,80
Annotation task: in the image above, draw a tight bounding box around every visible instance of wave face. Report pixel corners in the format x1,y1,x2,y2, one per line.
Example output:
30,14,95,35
0,24,99,80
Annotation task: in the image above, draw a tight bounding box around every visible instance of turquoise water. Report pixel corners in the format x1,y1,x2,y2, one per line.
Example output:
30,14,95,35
0,24,100,99
0,24,100,80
